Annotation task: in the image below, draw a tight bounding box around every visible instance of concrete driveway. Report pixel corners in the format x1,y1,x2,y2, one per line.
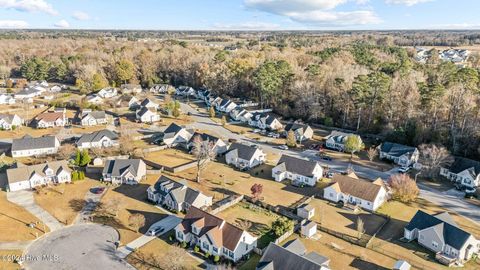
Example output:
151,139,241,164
23,223,135,270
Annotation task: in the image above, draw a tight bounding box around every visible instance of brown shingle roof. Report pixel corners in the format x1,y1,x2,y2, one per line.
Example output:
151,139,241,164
35,112,64,122
180,207,248,251
328,173,384,202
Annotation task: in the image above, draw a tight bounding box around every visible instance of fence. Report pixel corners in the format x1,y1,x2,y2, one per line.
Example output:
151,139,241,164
274,228,295,245
142,145,168,153
365,214,391,248
209,195,244,215
317,224,370,247
142,158,199,173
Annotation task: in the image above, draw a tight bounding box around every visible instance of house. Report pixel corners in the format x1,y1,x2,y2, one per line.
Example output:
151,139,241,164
49,85,62,93
301,220,318,239
6,160,71,192
97,87,118,98
11,135,60,158
325,131,358,152
404,210,479,265
136,107,161,123
120,84,142,94
0,114,23,130
86,94,104,104
229,107,253,123
32,111,67,128
187,132,228,155
175,86,196,97
440,157,480,188
14,88,42,99
79,110,108,126
284,123,314,142
196,88,211,100
147,176,213,212
257,239,330,270
272,155,323,187
175,207,257,262
162,123,193,147
379,142,419,167
102,159,146,185
225,143,266,170
323,173,387,211
128,96,139,109
150,84,173,94
297,204,315,220
0,94,15,105
216,99,237,113
139,98,160,110
76,129,119,149
248,113,283,131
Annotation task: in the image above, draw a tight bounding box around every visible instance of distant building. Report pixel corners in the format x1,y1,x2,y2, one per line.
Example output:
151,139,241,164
76,129,118,149
0,114,23,130
6,160,71,192
379,142,419,167
136,107,161,123
79,110,108,126
325,131,359,152
284,123,314,142
32,111,67,128
440,157,480,188
11,135,60,158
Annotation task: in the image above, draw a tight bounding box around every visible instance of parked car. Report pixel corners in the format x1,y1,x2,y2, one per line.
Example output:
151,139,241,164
465,188,477,199
276,145,289,150
321,155,332,161
398,166,411,173
326,171,336,178
253,129,261,133
90,187,105,194
147,227,165,236
228,138,237,143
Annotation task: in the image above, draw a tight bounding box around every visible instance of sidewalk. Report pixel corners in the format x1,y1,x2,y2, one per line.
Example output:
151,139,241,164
6,190,64,231
0,240,32,250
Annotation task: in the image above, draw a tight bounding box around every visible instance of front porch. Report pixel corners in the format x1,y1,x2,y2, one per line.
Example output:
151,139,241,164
435,252,459,266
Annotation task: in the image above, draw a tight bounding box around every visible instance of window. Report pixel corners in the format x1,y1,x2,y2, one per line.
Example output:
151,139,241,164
202,242,209,250
432,241,438,248
329,192,333,197
213,247,218,253
228,250,234,258
367,202,371,205
420,235,424,240
177,231,183,240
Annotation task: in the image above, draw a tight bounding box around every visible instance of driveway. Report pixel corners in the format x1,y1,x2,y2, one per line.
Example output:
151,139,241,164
23,223,135,270
74,187,107,224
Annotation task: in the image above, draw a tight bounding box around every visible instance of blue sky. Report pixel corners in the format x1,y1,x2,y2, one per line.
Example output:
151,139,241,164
0,0,478,30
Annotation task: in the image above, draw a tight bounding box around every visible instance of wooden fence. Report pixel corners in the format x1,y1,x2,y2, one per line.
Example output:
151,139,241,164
209,195,244,215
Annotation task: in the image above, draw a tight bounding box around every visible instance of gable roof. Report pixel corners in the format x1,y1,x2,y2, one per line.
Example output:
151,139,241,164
227,143,261,161
34,112,64,123
327,173,384,202
447,157,480,176
380,142,417,158
76,129,118,145
0,114,21,124
164,123,183,134
7,160,71,184
82,111,106,120
405,210,472,250
257,240,329,270
284,123,310,133
188,132,220,145
12,135,58,152
151,176,208,206
137,107,156,117
276,155,319,177
178,206,248,251
140,98,158,107
326,131,353,144
102,159,143,177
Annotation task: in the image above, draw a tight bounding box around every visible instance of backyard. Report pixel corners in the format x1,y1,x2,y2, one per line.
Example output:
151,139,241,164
144,148,195,168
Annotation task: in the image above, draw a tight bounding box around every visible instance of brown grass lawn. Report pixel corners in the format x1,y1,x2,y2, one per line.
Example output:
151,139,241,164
166,161,316,208
308,198,387,238
33,179,99,225
95,174,167,245
126,237,202,270
160,115,193,127
0,191,47,241
320,148,394,172
0,124,108,140
0,250,23,270
144,148,195,168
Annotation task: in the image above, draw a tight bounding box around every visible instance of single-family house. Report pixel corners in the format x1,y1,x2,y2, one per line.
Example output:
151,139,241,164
175,86,196,97
284,123,314,142
102,159,146,185
248,113,283,131
147,176,213,212
162,123,193,147
0,114,23,130
6,160,71,192
257,239,330,270
379,142,419,167
49,85,62,92
97,87,118,98
79,110,108,126
229,107,253,123
139,98,160,110
404,210,479,265
136,107,161,123
128,96,139,109
86,94,104,104
272,155,323,187
11,135,60,158
187,132,228,155
76,129,119,149
0,94,15,105
150,84,173,94
325,131,358,152
440,157,480,188
120,84,142,94
14,88,42,99
216,99,237,113
323,173,387,211
175,207,257,262
225,143,266,170
32,111,67,128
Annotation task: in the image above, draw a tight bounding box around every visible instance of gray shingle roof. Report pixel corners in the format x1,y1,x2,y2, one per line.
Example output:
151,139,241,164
164,123,183,134
188,132,220,144
12,135,58,152
276,155,319,178
102,159,142,177
76,129,118,145
380,142,417,158
448,157,480,176
82,111,106,120
227,143,260,161
152,176,204,206
7,160,71,184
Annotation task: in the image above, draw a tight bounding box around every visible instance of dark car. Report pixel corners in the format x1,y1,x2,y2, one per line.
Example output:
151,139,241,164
90,187,105,194
321,156,332,161
228,138,237,143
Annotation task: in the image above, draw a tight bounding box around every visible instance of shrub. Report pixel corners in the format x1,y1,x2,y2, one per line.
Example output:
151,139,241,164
71,171,79,181
194,246,200,253
181,241,187,248
213,255,220,263
205,252,211,259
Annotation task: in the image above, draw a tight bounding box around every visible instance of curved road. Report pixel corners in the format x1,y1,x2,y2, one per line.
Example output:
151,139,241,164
23,224,134,270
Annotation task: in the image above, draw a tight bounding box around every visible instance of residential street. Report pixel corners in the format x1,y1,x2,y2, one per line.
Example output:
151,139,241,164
179,101,480,225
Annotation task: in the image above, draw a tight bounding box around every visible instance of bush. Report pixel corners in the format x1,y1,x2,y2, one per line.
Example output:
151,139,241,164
181,241,187,248
205,252,211,259
213,255,220,263
324,117,333,127
71,171,79,181
194,246,200,253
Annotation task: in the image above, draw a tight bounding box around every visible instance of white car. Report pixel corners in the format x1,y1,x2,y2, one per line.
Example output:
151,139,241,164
398,167,411,173
147,227,165,236
277,145,289,150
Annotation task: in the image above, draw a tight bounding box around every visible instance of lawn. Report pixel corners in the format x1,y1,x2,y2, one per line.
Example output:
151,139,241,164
238,254,261,270
216,202,280,248
308,198,388,238
144,148,195,168
160,114,193,127
126,235,202,270
33,178,99,225
0,191,47,241
93,174,167,245
166,161,314,208
0,250,23,270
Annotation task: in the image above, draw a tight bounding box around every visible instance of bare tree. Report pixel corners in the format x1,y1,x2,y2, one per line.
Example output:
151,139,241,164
57,143,76,160
388,174,419,203
101,197,124,217
162,244,187,270
356,216,365,238
128,213,145,233
191,135,216,182
366,147,378,161
419,144,454,178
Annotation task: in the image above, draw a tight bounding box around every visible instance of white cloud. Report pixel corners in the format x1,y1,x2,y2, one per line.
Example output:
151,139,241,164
244,0,380,26
385,0,433,6
213,21,280,30
72,11,90,21
0,0,57,15
54,19,69,28
0,19,28,28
